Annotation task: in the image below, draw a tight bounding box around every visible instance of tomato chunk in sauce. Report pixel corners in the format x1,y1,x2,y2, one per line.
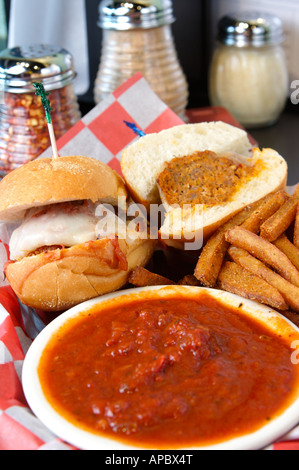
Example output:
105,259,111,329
38,293,299,448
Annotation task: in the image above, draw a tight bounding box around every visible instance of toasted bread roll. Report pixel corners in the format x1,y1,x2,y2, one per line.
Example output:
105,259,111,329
0,156,156,311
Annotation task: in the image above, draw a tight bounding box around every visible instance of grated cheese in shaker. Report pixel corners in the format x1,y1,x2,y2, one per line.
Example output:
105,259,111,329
209,12,288,128
94,1,188,120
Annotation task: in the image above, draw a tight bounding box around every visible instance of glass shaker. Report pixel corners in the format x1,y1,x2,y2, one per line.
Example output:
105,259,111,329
0,44,81,175
209,12,288,128
94,0,188,119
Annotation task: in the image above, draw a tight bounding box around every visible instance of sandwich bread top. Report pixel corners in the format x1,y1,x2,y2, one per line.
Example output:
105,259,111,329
0,156,128,221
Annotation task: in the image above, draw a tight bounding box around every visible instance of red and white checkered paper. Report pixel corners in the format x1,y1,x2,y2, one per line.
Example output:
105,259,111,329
0,72,298,450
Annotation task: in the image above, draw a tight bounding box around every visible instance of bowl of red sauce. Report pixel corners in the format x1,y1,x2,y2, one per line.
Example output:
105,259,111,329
22,285,299,450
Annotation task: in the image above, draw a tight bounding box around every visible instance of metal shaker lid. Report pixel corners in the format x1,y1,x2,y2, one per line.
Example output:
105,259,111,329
99,0,175,30
217,11,284,47
0,44,76,93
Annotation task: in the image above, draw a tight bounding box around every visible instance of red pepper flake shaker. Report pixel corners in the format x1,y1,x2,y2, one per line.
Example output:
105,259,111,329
0,44,81,176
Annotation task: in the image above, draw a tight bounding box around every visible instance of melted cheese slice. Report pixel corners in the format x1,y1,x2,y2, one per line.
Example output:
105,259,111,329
9,202,147,261
9,206,99,260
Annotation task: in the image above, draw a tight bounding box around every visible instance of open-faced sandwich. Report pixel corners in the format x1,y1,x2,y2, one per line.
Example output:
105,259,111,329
121,121,288,249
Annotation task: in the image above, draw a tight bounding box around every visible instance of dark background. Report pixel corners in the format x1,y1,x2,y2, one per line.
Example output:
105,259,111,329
76,0,212,111
2,0,296,112
4,0,212,111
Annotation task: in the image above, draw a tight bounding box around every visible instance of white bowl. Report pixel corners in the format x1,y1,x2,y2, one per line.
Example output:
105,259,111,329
22,285,299,450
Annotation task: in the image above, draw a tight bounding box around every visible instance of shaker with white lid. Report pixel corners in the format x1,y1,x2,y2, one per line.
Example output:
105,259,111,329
209,11,288,128
94,0,188,119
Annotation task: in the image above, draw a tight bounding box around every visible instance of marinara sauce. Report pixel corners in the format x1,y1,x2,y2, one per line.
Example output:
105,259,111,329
38,293,299,448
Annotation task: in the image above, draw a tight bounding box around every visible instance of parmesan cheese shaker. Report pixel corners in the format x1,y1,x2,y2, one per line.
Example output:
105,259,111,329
94,0,188,119
209,12,288,128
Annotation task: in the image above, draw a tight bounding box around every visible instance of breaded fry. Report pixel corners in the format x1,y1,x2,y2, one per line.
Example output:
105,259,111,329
273,234,299,271
294,183,299,198
228,246,299,312
194,203,260,287
178,274,201,286
225,226,299,287
294,204,299,249
280,310,299,328
129,267,175,287
241,190,288,233
194,232,229,287
260,194,298,242
217,261,288,310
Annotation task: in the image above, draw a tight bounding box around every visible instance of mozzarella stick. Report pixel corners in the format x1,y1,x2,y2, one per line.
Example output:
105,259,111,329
225,226,299,287
241,190,288,234
217,261,288,311
228,246,299,312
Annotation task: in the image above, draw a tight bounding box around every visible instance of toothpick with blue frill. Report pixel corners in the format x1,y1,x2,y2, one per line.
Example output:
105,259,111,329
123,121,146,137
